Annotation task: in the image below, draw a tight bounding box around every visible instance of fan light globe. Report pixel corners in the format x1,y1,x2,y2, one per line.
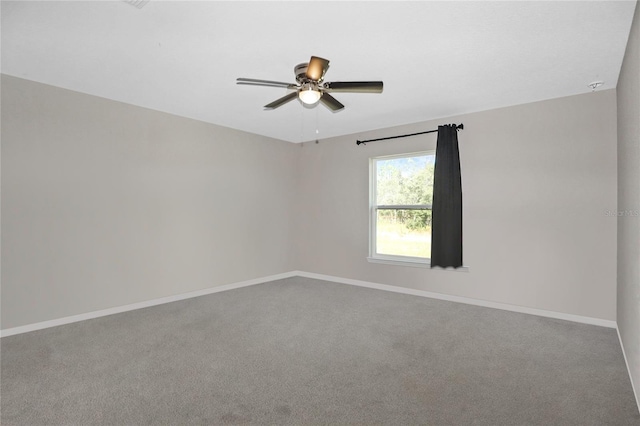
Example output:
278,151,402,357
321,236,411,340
299,87,321,105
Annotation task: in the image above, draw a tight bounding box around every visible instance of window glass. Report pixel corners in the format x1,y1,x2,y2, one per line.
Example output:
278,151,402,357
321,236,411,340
371,152,435,261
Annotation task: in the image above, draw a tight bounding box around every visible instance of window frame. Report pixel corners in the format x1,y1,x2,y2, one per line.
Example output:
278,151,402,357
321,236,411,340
368,151,435,267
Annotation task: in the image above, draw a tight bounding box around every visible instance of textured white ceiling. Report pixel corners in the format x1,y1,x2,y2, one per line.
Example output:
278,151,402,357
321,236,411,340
1,1,637,143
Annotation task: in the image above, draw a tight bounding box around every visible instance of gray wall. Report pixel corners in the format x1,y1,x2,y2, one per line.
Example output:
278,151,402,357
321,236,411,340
295,90,618,321
617,0,640,405
1,75,297,329
0,76,621,330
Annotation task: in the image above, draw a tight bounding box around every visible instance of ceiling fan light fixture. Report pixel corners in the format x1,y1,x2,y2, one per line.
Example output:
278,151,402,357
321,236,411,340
299,84,321,105
237,55,381,111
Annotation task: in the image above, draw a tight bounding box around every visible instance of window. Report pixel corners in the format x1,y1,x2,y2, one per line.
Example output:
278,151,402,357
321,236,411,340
369,152,435,265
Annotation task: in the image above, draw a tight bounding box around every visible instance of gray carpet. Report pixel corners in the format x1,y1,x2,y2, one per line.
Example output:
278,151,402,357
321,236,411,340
2,276,639,425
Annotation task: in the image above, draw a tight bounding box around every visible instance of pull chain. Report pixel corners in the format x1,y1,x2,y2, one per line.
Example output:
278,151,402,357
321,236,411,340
315,103,319,143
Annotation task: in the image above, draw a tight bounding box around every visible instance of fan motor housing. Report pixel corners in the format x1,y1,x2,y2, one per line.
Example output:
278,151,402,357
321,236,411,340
294,63,309,82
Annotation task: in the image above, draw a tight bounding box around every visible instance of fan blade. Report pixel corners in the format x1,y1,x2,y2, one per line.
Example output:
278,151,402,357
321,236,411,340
323,81,383,93
264,92,298,109
237,78,297,89
319,92,344,111
306,56,330,81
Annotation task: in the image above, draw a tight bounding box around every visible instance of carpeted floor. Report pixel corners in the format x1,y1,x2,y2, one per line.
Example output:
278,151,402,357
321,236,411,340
2,276,639,425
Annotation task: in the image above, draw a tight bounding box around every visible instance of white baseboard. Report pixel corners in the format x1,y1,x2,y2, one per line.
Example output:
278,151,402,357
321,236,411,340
294,271,618,329
2,270,634,413
617,326,640,414
1,270,617,337
0,271,297,338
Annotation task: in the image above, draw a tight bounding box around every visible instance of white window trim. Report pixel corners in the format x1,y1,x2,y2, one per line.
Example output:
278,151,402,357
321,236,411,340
369,151,469,271
367,254,430,267
367,256,469,271
369,151,433,265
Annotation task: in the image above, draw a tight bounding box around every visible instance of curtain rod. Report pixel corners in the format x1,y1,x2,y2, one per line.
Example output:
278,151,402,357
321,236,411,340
356,123,464,145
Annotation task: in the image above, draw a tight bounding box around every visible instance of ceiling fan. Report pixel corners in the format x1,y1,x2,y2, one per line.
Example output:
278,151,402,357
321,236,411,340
236,56,383,111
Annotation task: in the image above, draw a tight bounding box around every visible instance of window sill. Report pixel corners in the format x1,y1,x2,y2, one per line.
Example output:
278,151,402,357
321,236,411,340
367,256,469,272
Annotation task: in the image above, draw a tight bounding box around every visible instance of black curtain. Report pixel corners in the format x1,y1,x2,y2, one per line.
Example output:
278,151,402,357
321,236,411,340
431,125,463,268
